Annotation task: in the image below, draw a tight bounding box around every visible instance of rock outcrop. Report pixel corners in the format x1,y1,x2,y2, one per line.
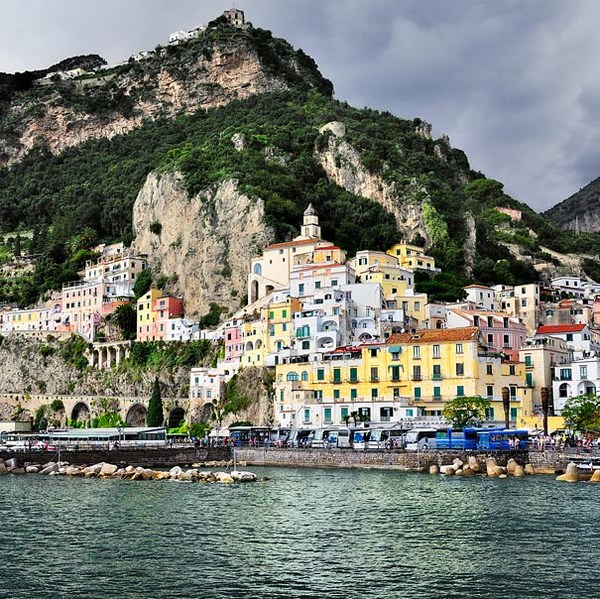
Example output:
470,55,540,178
131,173,274,318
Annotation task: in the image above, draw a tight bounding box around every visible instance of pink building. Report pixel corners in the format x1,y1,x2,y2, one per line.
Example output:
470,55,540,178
446,308,526,361
152,296,184,341
223,319,244,362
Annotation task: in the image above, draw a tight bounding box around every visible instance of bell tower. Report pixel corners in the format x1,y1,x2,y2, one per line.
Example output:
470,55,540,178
300,203,321,239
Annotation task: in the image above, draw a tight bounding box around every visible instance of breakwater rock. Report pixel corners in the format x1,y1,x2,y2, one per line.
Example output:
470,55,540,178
0,458,258,483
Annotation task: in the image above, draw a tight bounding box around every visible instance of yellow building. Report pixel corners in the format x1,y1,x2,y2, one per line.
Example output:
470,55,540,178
241,296,301,366
387,241,438,272
136,289,162,341
351,250,428,326
274,327,529,427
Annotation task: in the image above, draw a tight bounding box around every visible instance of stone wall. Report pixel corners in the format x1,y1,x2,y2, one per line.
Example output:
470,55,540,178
234,448,527,471
0,446,229,467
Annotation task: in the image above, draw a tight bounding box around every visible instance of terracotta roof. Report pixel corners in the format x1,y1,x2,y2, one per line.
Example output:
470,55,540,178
316,245,341,251
266,238,327,250
464,284,494,290
387,327,480,344
536,324,586,334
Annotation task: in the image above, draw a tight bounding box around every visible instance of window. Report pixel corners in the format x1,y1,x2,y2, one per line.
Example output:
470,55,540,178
370,348,378,358
485,407,495,420
414,302,420,311
371,388,378,399
566,333,573,342
299,284,305,295
486,364,493,375
510,385,517,398
324,408,332,423
509,365,516,375
304,408,310,423
487,334,494,344
486,385,494,399
301,371,309,381
315,281,321,289
414,387,421,400
331,280,338,287
521,299,527,307
333,390,340,400
317,369,325,381
560,368,571,381
333,368,341,383
269,311,274,319
456,343,463,354
391,366,401,382
510,407,518,419
503,334,510,347
457,385,464,397
456,363,464,376
370,367,379,381
580,366,588,379
412,365,421,381
526,372,533,386
432,344,440,358
525,355,532,367
341,407,349,420
350,388,357,399
432,364,441,380
302,341,310,350
433,387,441,398
349,367,358,383
413,346,421,359
282,309,287,318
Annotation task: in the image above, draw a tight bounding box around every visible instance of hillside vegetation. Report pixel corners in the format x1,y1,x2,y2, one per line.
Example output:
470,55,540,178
0,18,599,308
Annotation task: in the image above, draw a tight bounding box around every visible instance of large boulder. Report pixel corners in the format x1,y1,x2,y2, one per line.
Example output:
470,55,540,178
468,456,481,473
231,470,257,482
26,465,40,474
4,458,18,471
216,471,234,483
99,463,118,477
40,463,59,475
429,465,439,475
507,459,519,475
556,462,580,482
66,465,82,476
0,461,7,475
169,466,183,479
513,465,525,477
83,463,105,477
589,469,600,483
524,463,536,475
486,457,499,477
452,458,464,470
462,466,475,476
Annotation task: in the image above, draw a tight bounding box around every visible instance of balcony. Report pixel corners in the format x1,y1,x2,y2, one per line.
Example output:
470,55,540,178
370,376,379,383
431,374,442,381
412,375,422,381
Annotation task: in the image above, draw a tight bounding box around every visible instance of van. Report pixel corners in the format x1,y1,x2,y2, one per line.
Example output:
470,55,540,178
404,428,438,451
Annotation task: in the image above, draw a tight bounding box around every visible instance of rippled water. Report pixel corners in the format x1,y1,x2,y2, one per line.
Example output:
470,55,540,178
0,468,598,599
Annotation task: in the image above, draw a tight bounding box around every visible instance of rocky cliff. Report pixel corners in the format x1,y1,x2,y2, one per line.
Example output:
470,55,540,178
131,172,274,318
0,24,331,166
544,176,600,233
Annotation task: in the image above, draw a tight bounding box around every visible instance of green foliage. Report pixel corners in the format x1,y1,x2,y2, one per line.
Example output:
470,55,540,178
147,377,164,427
442,396,491,428
421,202,448,245
39,344,55,358
59,335,89,370
149,221,162,235
110,303,137,340
199,303,225,328
582,258,600,283
415,271,468,303
561,394,600,432
222,374,251,415
91,412,124,428
133,268,153,299
127,339,213,369
33,405,48,431
50,399,64,412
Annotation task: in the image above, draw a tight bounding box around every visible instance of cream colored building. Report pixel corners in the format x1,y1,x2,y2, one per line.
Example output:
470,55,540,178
386,241,438,272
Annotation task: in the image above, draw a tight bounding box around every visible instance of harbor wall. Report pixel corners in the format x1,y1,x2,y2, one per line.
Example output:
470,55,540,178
0,446,230,467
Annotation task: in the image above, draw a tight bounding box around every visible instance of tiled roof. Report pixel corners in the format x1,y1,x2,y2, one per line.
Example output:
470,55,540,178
536,324,586,334
387,327,480,344
265,238,327,250
464,284,494,290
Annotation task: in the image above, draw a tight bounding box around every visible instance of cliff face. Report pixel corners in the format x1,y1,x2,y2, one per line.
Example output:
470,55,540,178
544,176,600,233
316,121,433,245
131,172,274,318
0,26,329,166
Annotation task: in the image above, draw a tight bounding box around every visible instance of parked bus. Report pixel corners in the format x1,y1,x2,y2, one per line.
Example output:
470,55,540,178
436,427,503,450
367,427,407,449
229,426,270,447
269,427,291,447
352,428,371,450
476,429,529,451
287,428,314,448
405,428,439,451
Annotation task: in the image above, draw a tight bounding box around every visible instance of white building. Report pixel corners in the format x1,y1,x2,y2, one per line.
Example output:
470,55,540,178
535,323,599,359
552,355,600,414
464,284,496,310
189,364,236,402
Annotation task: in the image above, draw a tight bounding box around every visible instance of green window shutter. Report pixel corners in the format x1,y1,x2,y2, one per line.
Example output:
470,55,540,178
317,369,325,381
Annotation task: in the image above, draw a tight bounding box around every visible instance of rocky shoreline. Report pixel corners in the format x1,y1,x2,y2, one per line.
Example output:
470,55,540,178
0,457,260,483
432,455,600,483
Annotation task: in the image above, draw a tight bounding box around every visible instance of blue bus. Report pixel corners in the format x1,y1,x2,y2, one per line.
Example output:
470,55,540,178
476,429,529,450
436,427,500,450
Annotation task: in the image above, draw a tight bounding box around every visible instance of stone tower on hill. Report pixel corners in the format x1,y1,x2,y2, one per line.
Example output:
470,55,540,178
299,203,322,240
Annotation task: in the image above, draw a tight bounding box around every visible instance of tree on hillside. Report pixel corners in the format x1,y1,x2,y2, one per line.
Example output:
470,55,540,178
110,303,137,340
133,268,153,299
442,396,491,429
561,394,600,433
147,377,164,427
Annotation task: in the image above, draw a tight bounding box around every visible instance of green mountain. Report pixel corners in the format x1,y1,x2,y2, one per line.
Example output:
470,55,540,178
1,13,599,309
544,176,600,234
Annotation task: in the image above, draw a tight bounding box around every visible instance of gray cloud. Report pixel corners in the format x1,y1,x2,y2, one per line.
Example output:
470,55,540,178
1,0,599,212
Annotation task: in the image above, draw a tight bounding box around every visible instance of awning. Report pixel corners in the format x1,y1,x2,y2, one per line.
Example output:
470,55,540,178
388,346,401,353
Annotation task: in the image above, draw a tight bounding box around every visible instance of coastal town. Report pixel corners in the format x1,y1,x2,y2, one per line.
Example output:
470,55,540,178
2,203,599,435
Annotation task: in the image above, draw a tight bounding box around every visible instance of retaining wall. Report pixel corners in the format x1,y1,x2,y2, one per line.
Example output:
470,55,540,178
0,447,230,468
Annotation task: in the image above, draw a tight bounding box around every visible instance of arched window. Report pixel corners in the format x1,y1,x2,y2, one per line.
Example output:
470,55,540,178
559,383,569,398
301,371,309,381
287,372,299,381
253,263,262,275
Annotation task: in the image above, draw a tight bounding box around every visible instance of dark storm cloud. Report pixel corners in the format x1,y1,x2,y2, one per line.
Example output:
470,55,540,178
1,0,599,212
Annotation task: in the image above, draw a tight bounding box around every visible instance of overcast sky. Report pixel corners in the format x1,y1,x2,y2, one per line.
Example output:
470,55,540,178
1,0,598,212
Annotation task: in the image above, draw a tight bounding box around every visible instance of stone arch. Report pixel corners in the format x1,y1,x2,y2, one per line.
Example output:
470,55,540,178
168,407,186,429
558,383,570,398
245,341,254,351
71,402,91,423
265,285,274,295
250,280,259,304
199,402,213,422
126,403,148,427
